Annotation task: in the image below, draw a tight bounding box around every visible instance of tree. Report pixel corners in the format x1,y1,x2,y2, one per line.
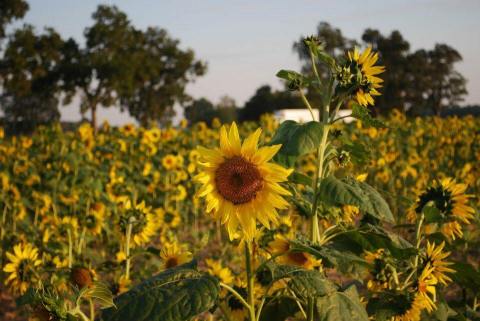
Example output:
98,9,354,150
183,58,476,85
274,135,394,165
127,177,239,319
238,85,300,121
0,25,67,133
409,44,466,115
184,97,216,124
65,5,138,130
120,27,206,126
66,5,206,129
0,0,29,40
361,29,410,114
184,95,238,125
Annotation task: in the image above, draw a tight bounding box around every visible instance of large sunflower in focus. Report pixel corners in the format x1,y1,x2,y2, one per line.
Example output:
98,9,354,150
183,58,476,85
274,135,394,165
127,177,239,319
196,122,292,241
342,46,385,106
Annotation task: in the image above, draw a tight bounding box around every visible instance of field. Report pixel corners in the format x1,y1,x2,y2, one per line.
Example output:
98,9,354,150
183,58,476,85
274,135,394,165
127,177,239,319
1,112,479,321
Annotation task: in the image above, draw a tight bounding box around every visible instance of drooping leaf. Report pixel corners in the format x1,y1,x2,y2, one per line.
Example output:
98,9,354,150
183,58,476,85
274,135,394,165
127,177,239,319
102,262,219,321
81,281,115,309
318,176,394,223
259,297,300,321
315,285,369,321
329,224,416,260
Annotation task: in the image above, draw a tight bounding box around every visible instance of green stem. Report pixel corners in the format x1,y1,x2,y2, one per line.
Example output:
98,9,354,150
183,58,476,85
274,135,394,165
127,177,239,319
307,297,314,321
89,299,95,321
309,47,322,87
245,243,256,321
299,89,316,121
125,220,133,280
219,283,250,310
67,228,73,269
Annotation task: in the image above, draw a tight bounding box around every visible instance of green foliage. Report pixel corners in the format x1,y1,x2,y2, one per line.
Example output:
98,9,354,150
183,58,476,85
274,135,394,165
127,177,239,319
330,224,416,260
314,285,368,321
102,262,219,321
79,282,115,309
351,104,387,128
318,176,395,223
0,0,29,38
450,262,480,294
269,120,324,167
266,263,336,299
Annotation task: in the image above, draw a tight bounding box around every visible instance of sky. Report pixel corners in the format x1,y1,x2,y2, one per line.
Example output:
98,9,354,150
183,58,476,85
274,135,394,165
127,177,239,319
14,0,480,125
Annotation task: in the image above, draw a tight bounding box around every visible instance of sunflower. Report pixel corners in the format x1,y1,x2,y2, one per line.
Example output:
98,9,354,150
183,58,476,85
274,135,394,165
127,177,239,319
121,201,159,246
268,236,322,270
410,178,475,240
196,122,292,241
393,294,425,321
205,259,235,284
336,46,385,106
3,242,42,294
162,154,178,170
160,242,192,270
415,264,438,313
424,241,455,285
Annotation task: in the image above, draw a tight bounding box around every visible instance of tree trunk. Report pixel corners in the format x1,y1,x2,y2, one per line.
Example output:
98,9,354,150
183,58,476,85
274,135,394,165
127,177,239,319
91,104,97,133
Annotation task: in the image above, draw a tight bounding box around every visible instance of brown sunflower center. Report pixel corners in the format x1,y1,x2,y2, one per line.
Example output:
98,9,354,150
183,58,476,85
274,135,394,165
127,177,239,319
215,156,263,205
165,257,179,269
288,252,309,266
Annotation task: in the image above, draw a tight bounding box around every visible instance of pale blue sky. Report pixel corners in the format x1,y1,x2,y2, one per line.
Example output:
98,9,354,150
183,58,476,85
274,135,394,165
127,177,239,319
15,0,480,124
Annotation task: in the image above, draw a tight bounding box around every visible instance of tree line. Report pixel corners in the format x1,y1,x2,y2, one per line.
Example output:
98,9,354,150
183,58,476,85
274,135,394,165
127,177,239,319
0,2,470,132
0,0,205,133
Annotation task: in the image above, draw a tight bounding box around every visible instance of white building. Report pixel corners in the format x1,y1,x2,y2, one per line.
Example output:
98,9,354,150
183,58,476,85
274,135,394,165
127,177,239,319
274,109,355,123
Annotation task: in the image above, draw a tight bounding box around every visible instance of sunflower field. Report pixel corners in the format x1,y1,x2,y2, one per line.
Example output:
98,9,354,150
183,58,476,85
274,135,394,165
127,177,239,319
1,38,480,321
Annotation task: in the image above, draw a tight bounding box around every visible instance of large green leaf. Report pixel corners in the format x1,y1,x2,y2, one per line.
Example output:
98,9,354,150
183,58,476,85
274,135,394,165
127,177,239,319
330,224,416,260
269,120,323,166
450,262,480,293
265,263,336,299
318,176,394,223
102,262,219,321
315,285,368,321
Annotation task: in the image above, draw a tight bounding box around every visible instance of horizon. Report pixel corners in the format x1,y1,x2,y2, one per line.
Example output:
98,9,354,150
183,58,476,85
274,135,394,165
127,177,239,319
9,0,480,125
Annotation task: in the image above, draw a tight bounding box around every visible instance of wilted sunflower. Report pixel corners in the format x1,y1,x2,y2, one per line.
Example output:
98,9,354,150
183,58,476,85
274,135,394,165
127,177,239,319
3,242,42,294
196,122,292,241
424,241,454,285
338,46,385,106
160,242,192,269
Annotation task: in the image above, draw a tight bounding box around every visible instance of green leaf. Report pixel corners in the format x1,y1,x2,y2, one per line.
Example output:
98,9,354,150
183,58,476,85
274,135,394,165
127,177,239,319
330,224,416,260
81,281,115,309
423,206,443,224
351,104,386,128
269,120,323,166
318,176,394,223
102,262,219,321
265,263,336,299
259,297,300,321
450,262,480,293
289,172,313,186
290,241,369,277
276,69,303,81
315,285,368,321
